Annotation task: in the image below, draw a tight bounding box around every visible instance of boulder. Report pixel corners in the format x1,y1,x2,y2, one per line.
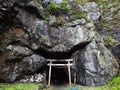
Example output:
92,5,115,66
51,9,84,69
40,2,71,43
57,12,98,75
6,45,33,60
72,37,119,86
17,8,94,52
0,54,46,82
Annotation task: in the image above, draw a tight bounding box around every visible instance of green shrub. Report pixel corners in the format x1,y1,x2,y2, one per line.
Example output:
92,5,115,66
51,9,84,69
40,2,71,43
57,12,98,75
45,1,71,15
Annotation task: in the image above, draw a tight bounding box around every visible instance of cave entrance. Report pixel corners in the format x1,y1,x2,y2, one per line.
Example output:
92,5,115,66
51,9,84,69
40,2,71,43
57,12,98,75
47,59,73,87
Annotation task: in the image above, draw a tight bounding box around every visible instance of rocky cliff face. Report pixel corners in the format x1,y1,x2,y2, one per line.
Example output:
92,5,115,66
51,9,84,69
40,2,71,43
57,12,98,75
96,0,120,63
0,0,119,86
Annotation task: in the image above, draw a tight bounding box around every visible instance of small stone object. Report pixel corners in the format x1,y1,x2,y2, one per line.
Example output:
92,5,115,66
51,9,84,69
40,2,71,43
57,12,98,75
65,19,86,26
19,73,44,83
88,12,101,21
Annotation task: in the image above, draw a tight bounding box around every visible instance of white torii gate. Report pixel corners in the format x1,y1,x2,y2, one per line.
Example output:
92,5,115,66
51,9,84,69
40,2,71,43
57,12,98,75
47,59,73,87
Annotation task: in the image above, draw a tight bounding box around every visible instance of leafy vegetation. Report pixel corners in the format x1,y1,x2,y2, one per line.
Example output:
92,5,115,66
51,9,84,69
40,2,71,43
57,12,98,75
45,1,71,15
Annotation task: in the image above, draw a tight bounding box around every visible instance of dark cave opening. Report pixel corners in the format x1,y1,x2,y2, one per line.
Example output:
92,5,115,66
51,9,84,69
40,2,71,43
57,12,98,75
46,66,69,85
36,47,71,59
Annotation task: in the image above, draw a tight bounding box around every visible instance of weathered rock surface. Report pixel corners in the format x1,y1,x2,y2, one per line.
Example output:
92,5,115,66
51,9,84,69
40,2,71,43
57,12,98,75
71,34,119,86
0,0,16,30
42,0,63,6
94,0,120,63
0,0,119,86
6,45,33,60
0,54,46,82
84,2,101,21
17,7,93,52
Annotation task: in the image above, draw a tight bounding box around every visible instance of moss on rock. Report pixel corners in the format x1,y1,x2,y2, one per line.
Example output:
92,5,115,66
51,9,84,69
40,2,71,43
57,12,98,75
104,36,118,46
69,9,88,22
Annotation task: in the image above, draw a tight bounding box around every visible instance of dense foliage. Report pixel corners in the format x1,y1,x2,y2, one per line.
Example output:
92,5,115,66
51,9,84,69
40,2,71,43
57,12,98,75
45,1,71,15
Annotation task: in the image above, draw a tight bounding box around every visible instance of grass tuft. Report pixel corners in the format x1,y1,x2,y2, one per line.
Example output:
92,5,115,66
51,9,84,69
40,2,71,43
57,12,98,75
0,83,43,90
